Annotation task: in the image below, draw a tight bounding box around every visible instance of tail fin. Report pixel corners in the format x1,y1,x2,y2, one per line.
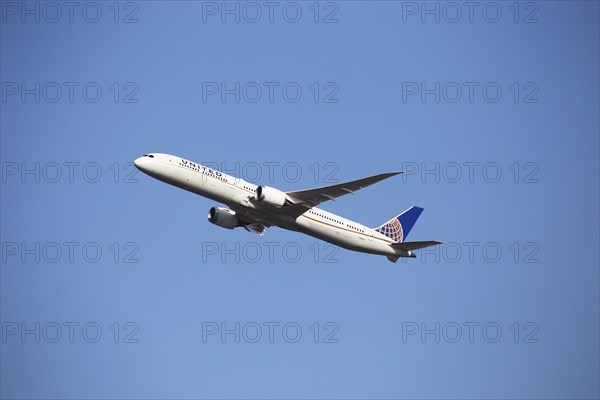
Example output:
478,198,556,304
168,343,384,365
374,206,424,243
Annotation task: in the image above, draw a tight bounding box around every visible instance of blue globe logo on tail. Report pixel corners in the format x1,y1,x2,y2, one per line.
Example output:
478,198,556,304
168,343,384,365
377,218,404,242
375,206,424,243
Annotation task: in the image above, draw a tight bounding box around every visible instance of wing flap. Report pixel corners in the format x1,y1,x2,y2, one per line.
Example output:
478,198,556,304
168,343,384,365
243,222,267,235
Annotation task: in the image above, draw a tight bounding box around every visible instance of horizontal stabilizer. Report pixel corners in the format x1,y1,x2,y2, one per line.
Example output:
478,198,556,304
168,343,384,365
391,241,443,251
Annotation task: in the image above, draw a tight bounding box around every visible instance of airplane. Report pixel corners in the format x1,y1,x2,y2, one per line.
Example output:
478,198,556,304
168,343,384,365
134,153,442,262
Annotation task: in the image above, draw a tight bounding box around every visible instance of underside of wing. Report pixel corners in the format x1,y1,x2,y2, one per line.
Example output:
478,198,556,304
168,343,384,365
283,171,404,217
234,209,271,233
242,222,267,235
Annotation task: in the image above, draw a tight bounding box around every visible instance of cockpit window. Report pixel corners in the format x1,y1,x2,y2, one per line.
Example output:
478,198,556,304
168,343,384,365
148,155,155,158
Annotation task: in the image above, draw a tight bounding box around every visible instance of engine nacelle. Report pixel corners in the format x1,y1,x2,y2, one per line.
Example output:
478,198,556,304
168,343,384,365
255,185,287,207
207,207,239,229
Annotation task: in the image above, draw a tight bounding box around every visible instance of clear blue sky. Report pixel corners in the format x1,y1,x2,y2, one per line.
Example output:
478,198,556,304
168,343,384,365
1,1,598,399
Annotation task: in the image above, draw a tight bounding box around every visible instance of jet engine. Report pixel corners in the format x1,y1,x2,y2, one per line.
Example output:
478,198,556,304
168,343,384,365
207,207,239,229
255,186,288,207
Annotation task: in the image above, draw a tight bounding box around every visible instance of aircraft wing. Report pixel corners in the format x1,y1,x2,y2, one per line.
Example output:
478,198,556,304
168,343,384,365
391,241,443,251
284,171,404,216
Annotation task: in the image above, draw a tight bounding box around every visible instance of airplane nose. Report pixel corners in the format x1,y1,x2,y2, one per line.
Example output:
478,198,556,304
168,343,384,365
134,157,145,170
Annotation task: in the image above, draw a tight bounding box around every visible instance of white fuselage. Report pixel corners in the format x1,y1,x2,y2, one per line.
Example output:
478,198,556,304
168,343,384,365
134,153,402,257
